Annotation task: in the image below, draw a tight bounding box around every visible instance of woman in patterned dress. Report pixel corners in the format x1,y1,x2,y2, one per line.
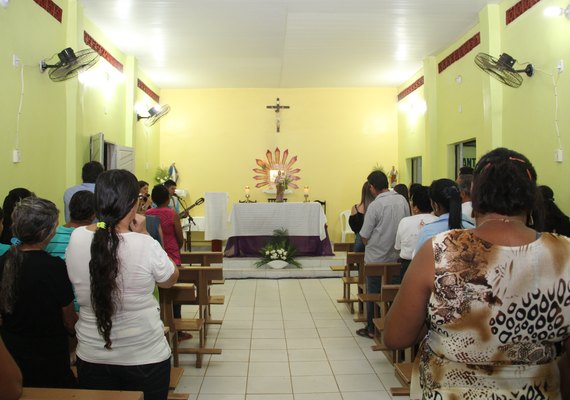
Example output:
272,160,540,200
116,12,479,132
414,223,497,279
384,147,570,399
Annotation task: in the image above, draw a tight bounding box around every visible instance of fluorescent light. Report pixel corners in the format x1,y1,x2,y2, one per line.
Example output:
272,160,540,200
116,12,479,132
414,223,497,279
544,6,563,17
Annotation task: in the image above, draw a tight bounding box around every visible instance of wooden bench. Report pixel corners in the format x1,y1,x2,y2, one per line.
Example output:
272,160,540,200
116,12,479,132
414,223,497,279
177,266,225,328
391,362,413,396
180,251,223,266
21,388,143,399
333,252,364,314
356,262,400,350
159,282,221,368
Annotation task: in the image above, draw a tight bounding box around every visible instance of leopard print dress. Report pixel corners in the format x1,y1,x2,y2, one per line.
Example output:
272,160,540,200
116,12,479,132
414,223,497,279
419,230,570,399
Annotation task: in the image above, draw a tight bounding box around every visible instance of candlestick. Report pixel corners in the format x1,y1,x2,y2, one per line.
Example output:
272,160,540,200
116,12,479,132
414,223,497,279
303,186,309,202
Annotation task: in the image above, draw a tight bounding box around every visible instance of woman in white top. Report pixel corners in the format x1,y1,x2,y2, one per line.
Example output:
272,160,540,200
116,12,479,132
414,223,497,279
66,170,179,400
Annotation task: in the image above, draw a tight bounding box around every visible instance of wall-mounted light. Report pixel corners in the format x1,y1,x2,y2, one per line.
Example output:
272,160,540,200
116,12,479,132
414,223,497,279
0,0,9,9
544,5,570,19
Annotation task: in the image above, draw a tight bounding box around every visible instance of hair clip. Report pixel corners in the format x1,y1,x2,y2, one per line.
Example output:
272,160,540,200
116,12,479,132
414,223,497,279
10,237,22,246
96,221,107,230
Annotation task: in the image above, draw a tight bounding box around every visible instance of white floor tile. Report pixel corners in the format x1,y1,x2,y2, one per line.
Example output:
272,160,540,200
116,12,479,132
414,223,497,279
335,373,384,392
200,377,247,394
287,348,327,362
250,349,289,362
289,361,333,376
246,376,292,394
291,375,339,393
286,338,323,349
293,394,342,400
251,338,287,349
329,359,375,375
251,329,285,338
197,395,245,400
178,279,402,399
248,362,290,377
205,361,249,377
341,391,393,400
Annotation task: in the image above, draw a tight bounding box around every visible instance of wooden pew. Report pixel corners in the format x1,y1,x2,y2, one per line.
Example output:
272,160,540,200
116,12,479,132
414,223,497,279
21,388,143,400
179,251,223,266
179,252,225,316
332,251,363,314
356,262,400,350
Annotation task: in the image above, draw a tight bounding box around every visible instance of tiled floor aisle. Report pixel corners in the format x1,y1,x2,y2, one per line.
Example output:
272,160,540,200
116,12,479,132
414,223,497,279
176,278,410,400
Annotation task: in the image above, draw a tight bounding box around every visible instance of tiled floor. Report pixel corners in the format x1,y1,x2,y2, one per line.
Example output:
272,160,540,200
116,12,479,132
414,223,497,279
176,278,409,400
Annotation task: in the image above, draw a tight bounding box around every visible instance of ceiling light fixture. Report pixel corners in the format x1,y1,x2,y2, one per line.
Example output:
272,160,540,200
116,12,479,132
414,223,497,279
544,5,570,19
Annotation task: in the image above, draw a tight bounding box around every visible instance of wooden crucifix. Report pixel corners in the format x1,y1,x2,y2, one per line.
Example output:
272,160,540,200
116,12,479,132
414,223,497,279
266,97,290,133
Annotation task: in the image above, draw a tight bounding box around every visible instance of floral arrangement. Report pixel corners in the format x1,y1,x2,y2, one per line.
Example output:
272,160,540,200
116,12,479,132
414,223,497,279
155,166,170,183
255,228,301,268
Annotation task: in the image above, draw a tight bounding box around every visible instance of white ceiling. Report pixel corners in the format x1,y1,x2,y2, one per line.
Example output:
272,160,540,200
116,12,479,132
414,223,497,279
80,0,501,89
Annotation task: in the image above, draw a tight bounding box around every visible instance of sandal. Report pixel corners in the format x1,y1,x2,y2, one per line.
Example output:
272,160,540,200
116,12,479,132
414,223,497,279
177,332,193,342
355,328,373,338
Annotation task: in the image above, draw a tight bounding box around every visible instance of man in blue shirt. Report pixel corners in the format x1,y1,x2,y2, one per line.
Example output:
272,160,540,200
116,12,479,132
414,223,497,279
63,161,104,223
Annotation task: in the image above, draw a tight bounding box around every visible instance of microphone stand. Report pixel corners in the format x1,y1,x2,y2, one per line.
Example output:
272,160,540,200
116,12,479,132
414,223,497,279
176,195,194,251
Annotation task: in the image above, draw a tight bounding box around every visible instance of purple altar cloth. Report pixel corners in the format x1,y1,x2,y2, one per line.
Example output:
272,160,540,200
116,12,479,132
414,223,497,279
224,232,334,257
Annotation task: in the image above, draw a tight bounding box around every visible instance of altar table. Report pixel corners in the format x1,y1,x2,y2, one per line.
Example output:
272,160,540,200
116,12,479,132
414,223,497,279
224,202,334,257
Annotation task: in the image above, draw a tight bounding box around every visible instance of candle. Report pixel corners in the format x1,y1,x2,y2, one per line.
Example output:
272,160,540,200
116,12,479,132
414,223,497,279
245,186,250,195
304,186,309,195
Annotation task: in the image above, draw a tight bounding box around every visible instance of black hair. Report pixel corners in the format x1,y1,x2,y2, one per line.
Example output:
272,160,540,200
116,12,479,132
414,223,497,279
409,183,422,199
472,148,538,224
367,170,389,192
459,166,474,176
163,179,176,188
429,179,463,229
0,197,58,314
151,184,170,206
69,190,95,221
90,169,139,349
393,184,409,202
538,185,569,235
0,188,34,245
457,174,473,197
82,161,105,184
138,180,149,189
0,207,3,221
411,186,432,213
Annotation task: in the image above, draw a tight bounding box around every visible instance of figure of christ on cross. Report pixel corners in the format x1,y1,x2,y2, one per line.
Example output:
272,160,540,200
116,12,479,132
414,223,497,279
266,97,290,133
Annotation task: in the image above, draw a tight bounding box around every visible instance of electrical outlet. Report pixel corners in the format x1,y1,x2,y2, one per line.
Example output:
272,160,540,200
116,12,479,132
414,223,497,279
555,149,564,163
12,149,20,163
12,54,20,68
557,59,564,73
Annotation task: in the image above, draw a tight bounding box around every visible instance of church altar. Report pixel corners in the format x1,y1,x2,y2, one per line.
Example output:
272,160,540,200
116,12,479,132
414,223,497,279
223,202,334,257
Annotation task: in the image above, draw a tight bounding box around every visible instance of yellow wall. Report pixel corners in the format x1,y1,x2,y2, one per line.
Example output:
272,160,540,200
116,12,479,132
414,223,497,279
397,1,570,214
160,88,398,241
500,0,570,210
0,0,160,221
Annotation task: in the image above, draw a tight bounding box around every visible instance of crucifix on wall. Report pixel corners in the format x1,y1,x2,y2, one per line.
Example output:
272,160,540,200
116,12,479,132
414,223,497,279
266,97,290,133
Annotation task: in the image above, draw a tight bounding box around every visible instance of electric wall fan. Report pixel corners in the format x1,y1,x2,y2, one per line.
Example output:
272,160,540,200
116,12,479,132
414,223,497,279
137,104,171,126
40,47,99,82
474,52,533,88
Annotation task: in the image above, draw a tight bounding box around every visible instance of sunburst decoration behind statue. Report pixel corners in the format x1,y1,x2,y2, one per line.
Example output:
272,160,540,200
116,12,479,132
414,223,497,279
252,147,301,189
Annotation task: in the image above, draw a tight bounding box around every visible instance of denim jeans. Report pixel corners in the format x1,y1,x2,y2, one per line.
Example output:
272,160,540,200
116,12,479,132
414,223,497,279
77,357,171,400
353,233,365,252
366,276,380,334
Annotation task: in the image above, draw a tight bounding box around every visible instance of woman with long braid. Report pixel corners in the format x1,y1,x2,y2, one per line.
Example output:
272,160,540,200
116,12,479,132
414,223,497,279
66,169,179,400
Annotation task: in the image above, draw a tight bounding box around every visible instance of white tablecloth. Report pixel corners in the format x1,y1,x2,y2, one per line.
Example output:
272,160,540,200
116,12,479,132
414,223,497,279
228,202,327,240
205,192,229,240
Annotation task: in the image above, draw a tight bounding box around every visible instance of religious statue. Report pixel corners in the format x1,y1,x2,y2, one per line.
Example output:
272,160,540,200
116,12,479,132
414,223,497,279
168,163,179,183
389,165,398,188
